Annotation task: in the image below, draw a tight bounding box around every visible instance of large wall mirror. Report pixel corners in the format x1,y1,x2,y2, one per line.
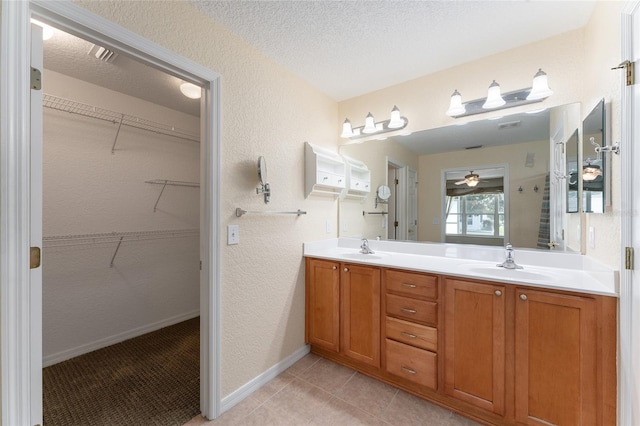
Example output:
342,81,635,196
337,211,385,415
339,102,582,252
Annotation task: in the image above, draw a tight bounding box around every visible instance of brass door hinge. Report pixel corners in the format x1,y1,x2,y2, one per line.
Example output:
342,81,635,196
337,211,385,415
625,247,634,270
30,247,41,269
30,67,42,90
612,60,635,86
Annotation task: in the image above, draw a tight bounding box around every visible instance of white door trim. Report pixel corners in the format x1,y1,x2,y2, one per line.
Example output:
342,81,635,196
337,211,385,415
619,2,639,424
1,1,222,423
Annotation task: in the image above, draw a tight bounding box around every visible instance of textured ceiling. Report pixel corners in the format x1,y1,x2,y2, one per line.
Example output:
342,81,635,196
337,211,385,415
190,0,596,101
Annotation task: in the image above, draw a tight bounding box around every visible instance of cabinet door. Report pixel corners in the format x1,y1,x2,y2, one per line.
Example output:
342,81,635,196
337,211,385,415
515,289,597,425
306,258,340,352
444,279,506,415
341,264,381,367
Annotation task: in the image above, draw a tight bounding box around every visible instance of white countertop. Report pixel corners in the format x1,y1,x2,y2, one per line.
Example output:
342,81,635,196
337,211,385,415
303,238,618,297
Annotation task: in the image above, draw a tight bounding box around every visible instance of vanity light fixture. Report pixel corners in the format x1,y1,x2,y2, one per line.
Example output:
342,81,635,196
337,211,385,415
341,106,409,139
179,82,202,99
446,69,554,118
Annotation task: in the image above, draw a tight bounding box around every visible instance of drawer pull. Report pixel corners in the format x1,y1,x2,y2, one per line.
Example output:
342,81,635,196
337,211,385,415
401,283,417,288
401,366,417,374
401,308,417,314
401,331,417,339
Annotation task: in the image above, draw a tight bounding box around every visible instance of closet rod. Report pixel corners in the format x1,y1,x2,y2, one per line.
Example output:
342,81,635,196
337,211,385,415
235,208,307,217
43,93,200,144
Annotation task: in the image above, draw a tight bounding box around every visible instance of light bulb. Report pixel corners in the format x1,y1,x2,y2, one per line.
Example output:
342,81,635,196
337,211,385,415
446,90,466,116
340,119,354,138
527,68,554,100
482,80,506,109
362,112,377,134
388,105,405,129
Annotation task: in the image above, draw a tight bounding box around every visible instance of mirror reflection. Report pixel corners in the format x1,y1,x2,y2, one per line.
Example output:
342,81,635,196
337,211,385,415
582,99,606,213
339,103,582,251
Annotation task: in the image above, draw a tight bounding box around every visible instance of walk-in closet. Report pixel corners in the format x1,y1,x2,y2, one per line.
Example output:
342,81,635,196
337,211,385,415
39,24,201,425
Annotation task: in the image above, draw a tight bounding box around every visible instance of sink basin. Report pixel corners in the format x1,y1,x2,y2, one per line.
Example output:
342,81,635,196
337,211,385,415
459,264,553,282
341,253,386,261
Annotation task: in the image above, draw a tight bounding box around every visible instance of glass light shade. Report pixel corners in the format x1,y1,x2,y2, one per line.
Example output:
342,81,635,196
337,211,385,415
388,105,405,129
446,90,466,116
31,19,54,40
482,80,506,109
362,112,377,134
527,68,554,100
466,178,480,187
340,119,354,138
179,82,202,99
583,165,602,181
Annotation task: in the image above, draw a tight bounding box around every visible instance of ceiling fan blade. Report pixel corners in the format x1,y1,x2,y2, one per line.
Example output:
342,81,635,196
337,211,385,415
455,180,466,185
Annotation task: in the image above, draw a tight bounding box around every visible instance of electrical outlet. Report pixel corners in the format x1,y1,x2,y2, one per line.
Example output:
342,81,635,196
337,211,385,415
589,226,595,249
228,225,239,245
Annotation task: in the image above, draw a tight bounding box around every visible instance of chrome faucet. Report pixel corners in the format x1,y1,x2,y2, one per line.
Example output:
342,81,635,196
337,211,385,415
497,243,523,269
360,238,375,254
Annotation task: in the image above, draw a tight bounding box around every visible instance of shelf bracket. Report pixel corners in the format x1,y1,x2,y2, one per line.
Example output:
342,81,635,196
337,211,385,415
153,180,169,212
111,114,124,154
109,236,124,268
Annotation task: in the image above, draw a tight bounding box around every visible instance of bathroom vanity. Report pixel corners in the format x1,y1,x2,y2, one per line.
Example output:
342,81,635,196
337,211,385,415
304,239,617,425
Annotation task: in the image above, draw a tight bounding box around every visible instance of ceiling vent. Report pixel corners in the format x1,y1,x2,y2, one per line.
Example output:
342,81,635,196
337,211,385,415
498,120,522,130
88,44,119,64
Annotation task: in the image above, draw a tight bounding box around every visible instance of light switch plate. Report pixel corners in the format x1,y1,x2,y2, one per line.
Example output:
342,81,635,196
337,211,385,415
228,225,239,245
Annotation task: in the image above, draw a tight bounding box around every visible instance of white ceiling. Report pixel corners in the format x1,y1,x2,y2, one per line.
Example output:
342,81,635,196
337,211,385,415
190,0,596,101
42,1,596,117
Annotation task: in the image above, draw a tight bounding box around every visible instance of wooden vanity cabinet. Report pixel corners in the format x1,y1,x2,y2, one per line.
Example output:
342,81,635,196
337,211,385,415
305,258,381,368
444,278,506,415
513,288,616,426
305,258,340,352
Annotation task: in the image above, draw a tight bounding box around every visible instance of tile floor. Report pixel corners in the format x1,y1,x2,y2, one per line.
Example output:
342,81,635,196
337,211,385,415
185,353,480,426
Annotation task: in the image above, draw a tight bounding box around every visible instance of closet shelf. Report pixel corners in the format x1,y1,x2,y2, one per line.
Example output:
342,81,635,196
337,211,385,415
145,179,200,212
43,229,199,267
42,94,200,148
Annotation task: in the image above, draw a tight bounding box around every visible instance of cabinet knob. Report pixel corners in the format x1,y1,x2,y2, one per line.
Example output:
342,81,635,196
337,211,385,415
332,266,337,270
520,294,528,301
495,290,502,297
344,267,349,272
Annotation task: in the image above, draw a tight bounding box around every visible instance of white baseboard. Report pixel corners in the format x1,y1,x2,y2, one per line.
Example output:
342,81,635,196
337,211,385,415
220,345,311,414
42,310,200,367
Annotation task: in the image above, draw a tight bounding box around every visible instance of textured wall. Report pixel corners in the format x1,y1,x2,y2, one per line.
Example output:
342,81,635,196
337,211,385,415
71,0,339,397
42,70,200,364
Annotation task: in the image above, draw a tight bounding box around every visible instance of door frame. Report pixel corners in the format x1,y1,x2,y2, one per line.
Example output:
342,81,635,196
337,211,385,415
0,1,222,424
619,2,639,424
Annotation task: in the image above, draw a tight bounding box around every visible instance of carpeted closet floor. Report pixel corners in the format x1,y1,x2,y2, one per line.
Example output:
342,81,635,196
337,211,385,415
43,317,200,426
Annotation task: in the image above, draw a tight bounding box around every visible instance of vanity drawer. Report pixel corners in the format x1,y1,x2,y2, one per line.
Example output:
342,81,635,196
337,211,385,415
385,270,438,300
386,339,437,390
386,317,437,352
386,293,438,326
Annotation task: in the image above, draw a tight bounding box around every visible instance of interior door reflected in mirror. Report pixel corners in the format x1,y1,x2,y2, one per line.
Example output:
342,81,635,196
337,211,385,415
582,99,606,214
566,129,579,213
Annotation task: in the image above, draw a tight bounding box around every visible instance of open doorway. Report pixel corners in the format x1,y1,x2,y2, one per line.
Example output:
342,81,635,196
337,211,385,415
39,23,202,425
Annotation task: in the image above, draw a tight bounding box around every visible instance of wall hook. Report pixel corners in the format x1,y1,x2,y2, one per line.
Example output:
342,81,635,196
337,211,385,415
533,184,539,193
518,186,523,193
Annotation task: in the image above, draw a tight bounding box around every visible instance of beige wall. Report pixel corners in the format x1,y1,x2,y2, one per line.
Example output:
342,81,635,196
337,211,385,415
70,0,339,397
338,1,624,268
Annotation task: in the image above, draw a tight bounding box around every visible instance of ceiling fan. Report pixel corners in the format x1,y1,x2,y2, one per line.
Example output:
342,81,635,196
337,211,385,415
455,171,480,187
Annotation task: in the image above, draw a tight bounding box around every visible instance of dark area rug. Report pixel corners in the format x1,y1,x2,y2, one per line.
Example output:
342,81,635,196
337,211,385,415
43,317,200,426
